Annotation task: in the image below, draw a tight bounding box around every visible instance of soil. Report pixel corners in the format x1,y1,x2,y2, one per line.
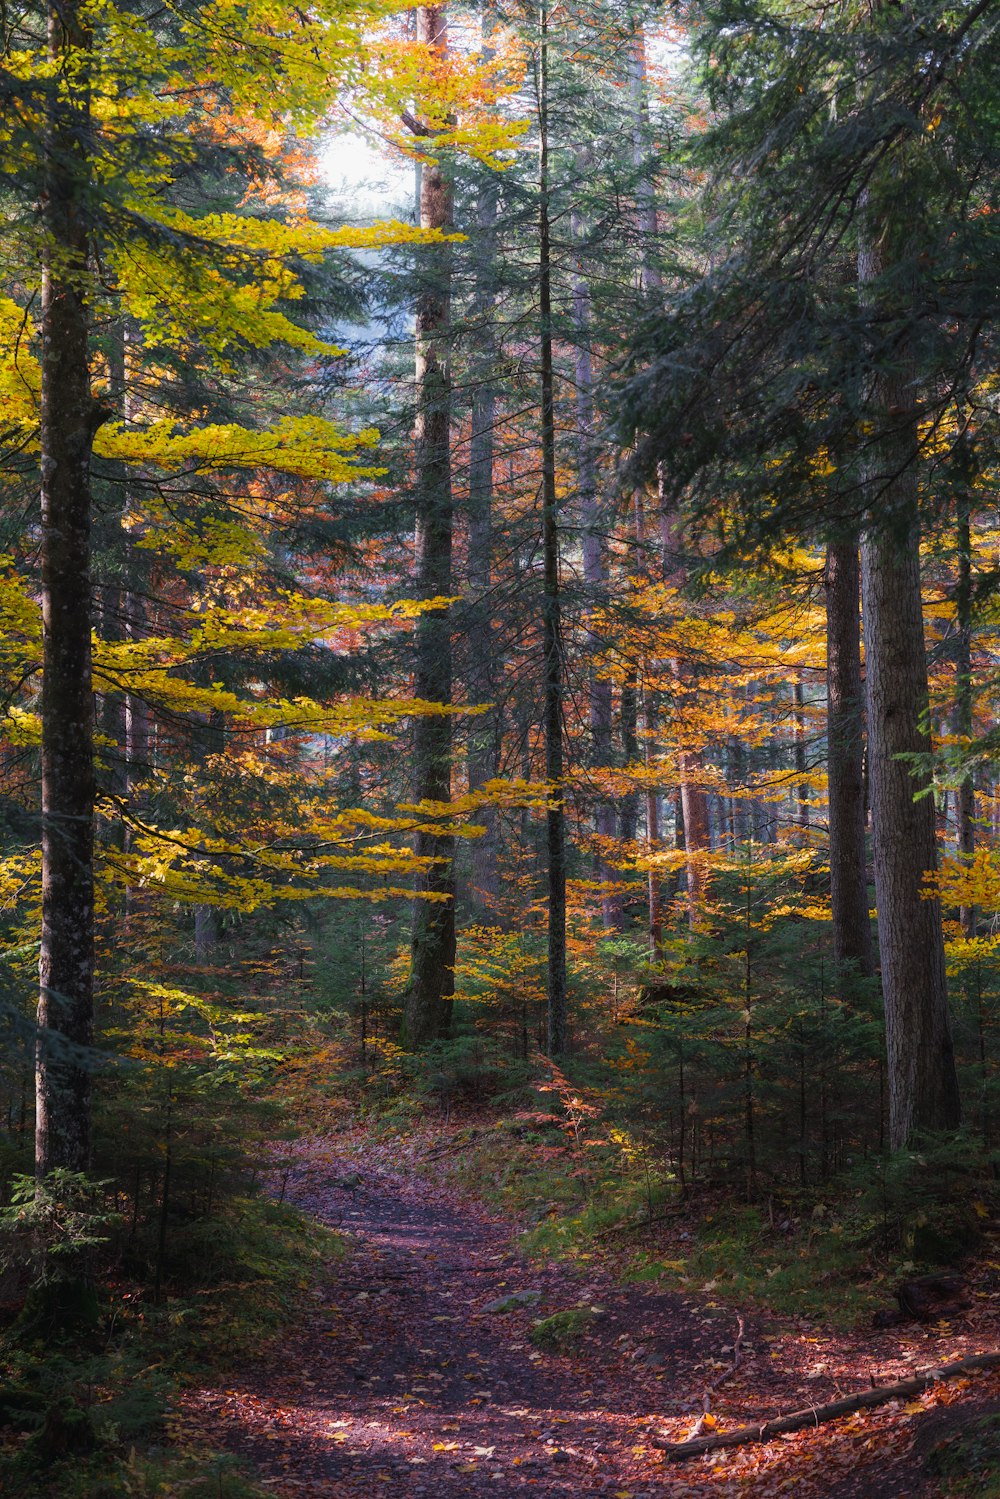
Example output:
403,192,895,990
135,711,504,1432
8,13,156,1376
181,1131,1000,1498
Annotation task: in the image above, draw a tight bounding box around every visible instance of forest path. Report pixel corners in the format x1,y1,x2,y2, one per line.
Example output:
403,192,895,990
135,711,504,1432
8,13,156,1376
182,1132,1000,1498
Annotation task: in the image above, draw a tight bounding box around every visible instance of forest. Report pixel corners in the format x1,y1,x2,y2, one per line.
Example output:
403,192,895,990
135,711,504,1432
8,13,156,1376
3,0,1000,1494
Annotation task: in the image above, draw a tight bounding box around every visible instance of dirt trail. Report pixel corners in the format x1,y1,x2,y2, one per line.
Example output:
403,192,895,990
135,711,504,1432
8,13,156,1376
183,1137,1000,1497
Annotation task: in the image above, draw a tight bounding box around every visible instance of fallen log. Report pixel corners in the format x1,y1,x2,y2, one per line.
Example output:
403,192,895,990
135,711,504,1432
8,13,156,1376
655,1351,1000,1461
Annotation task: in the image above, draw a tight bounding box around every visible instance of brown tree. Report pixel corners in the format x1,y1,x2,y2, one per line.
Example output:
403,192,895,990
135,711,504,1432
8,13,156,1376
824,539,873,974
403,4,457,1046
35,0,108,1179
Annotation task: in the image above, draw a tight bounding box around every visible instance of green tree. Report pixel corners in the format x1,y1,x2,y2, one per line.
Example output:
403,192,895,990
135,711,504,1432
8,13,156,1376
618,0,1000,1143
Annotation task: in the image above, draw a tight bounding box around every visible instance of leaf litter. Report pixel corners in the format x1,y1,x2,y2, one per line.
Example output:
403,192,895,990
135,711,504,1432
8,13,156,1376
178,1127,1000,1497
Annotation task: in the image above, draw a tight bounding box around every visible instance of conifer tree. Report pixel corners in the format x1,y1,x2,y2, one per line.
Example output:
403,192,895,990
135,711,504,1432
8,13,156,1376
403,4,459,1046
617,0,1000,1143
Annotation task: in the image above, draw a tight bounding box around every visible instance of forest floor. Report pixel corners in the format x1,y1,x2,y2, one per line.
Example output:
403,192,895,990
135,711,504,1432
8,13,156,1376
179,1126,1000,1499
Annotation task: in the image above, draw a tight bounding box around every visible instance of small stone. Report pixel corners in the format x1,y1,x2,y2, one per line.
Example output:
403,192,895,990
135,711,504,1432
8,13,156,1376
484,1290,543,1313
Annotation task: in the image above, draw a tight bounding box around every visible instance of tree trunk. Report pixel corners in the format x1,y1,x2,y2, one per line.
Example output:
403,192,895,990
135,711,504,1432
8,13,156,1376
192,707,225,961
825,540,873,974
954,499,976,938
538,0,566,1055
628,22,661,298
678,757,710,923
858,356,960,1145
662,505,710,925
121,322,150,864
571,187,618,930
619,680,640,847
404,4,456,1047
464,8,500,914
856,0,960,1153
792,678,809,834
644,692,664,958
35,0,103,1179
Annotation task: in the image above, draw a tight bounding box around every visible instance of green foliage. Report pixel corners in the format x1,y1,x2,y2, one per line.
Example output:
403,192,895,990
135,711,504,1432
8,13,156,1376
0,1173,119,1284
412,1032,535,1118
857,1134,995,1266
528,1307,600,1353
926,1413,1000,1498
0,1192,340,1497
628,1201,880,1329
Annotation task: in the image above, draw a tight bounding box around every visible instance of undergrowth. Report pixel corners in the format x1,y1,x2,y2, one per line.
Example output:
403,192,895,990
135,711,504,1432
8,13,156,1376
927,1412,1000,1497
333,1023,1000,1334
0,1193,344,1498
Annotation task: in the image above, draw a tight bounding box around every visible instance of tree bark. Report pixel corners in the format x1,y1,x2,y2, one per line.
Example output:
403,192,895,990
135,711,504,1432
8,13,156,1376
538,0,567,1055
825,540,873,974
662,506,710,926
571,186,618,930
464,8,501,914
644,691,664,958
619,680,640,847
858,361,960,1143
121,322,150,843
404,4,456,1047
792,677,809,834
35,0,104,1178
678,757,710,923
856,0,960,1153
954,499,976,938
628,21,661,299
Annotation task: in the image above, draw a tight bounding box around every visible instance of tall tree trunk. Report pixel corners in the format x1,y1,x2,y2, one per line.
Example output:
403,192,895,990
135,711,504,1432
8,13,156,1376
793,678,809,834
538,0,566,1054
619,680,640,847
121,322,150,856
571,185,618,930
661,495,710,925
630,15,673,936
955,499,976,939
825,540,873,974
404,4,456,1047
678,755,710,922
862,512,960,1144
108,319,150,925
193,707,226,960
857,0,960,1155
728,738,749,844
859,243,960,1143
644,689,664,957
464,8,500,913
36,0,104,1179
628,21,661,299
632,496,663,953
